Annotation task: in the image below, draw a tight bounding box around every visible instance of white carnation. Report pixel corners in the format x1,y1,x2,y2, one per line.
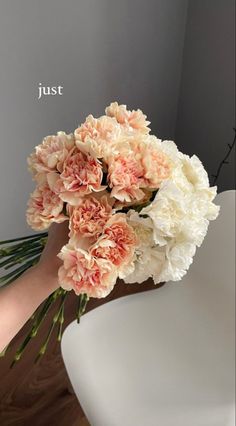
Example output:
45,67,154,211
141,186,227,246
124,246,166,284
127,210,155,247
141,180,190,246
190,186,220,220
160,140,184,165
181,154,209,189
156,241,197,283
114,137,219,286
140,155,220,249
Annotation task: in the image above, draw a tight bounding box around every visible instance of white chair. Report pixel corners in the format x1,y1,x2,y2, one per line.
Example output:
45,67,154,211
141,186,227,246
61,190,235,426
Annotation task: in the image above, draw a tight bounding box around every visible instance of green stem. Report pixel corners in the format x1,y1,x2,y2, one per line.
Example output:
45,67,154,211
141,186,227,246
1,256,41,287
10,289,61,367
57,295,67,341
4,248,42,270
0,238,46,258
35,291,67,362
76,294,89,323
76,295,83,323
0,233,47,245
0,256,40,284
0,343,10,357
0,252,25,268
14,238,47,251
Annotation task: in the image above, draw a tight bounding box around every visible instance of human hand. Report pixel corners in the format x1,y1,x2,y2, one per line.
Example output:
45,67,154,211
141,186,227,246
0,221,70,351
36,221,69,290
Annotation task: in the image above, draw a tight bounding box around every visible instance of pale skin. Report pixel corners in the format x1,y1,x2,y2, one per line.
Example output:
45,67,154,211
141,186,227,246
0,222,69,353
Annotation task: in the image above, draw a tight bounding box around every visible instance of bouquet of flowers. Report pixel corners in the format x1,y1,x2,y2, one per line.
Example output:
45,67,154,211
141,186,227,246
0,102,220,364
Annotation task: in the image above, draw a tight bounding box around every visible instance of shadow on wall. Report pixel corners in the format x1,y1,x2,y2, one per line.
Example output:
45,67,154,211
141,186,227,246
175,0,235,192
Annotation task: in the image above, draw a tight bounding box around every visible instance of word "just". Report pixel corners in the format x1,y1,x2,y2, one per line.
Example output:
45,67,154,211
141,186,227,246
38,83,63,100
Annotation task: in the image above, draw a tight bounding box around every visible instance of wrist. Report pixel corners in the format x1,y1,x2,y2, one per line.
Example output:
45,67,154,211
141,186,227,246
30,263,59,294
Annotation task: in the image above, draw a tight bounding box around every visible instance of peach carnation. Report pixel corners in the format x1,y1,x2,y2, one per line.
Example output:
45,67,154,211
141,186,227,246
108,154,146,202
58,241,117,298
47,149,105,205
90,213,138,269
26,181,67,231
105,101,150,134
113,188,153,211
68,194,113,238
106,134,172,202
27,132,75,176
124,135,172,187
75,114,121,158
141,140,172,188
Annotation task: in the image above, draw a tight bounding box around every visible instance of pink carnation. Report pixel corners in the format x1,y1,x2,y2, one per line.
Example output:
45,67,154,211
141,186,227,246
90,213,138,268
108,154,146,202
26,181,67,230
47,149,105,206
58,241,117,298
74,114,120,158
105,102,150,134
27,132,75,176
68,194,113,238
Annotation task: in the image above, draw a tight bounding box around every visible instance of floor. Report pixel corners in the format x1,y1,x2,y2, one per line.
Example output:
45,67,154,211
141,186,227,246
0,279,162,426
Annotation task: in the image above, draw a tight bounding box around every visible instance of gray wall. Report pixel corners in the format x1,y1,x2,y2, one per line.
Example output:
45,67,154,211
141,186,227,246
1,0,235,240
175,0,235,192
0,0,188,239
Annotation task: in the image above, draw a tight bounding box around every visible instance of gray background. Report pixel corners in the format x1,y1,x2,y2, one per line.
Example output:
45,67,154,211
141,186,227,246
0,0,235,239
